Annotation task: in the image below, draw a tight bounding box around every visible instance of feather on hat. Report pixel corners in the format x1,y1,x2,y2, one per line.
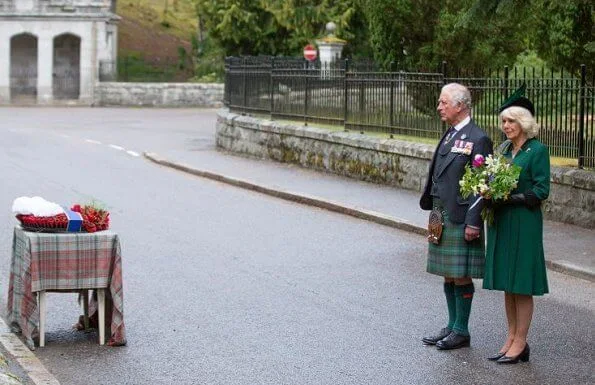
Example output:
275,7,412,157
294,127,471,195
497,83,535,116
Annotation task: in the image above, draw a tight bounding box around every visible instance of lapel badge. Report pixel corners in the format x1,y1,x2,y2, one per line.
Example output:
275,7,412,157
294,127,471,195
461,134,467,140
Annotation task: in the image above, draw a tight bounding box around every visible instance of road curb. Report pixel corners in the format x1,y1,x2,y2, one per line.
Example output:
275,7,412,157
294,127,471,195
144,152,426,236
0,318,61,385
144,152,594,283
546,260,595,282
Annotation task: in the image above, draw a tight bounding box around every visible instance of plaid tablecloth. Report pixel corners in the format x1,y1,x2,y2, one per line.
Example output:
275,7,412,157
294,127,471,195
7,226,126,348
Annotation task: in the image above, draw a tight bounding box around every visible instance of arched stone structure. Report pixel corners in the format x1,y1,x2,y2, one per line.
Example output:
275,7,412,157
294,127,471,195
9,33,38,102
53,33,81,100
0,0,119,104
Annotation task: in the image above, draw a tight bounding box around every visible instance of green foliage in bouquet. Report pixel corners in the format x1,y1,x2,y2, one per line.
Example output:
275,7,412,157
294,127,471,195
459,154,521,224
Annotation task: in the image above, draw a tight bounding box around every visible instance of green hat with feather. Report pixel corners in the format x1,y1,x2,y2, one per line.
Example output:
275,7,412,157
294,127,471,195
498,83,535,116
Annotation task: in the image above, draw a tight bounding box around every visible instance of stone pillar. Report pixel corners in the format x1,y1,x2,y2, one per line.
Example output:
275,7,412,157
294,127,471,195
0,30,10,103
317,41,346,64
37,35,53,104
315,22,346,78
78,21,96,104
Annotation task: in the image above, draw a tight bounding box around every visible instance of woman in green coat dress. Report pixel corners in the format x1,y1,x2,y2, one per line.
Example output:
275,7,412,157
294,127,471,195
483,96,550,364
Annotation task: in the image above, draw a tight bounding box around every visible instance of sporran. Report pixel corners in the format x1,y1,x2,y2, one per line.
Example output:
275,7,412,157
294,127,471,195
427,209,444,244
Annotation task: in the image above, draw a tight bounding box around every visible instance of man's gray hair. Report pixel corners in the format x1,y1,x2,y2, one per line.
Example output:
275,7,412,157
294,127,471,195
442,83,472,110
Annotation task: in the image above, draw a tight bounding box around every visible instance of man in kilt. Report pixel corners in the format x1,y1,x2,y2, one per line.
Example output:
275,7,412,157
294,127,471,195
419,83,493,350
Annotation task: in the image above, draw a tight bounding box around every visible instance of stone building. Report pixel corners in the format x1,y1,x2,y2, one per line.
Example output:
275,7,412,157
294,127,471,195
0,0,118,104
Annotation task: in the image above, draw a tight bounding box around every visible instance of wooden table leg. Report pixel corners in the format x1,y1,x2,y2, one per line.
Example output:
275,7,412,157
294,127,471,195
39,291,46,347
97,289,105,345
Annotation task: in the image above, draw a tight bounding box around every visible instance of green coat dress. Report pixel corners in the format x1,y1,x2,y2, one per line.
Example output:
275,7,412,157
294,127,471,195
483,138,550,295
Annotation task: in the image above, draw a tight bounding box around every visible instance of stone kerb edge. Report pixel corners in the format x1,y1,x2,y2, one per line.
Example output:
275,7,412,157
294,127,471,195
217,109,595,228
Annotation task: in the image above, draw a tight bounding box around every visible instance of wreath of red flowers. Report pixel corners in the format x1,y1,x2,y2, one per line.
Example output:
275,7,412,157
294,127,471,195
16,204,110,233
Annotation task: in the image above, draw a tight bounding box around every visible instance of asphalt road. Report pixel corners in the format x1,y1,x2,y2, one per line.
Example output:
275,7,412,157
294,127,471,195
0,108,593,385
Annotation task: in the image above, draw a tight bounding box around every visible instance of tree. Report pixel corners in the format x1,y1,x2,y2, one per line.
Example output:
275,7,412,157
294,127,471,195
360,0,441,69
426,0,528,71
259,0,358,55
465,0,594,75
193,0,268,56
533,0,594,75
360,0,526,71
193,0,360,56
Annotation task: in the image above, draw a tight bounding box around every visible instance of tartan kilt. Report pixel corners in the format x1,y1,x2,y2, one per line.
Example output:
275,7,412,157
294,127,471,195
427,206,485,278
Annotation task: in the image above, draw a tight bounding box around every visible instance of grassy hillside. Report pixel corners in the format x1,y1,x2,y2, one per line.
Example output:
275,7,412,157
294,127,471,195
115,0,199,80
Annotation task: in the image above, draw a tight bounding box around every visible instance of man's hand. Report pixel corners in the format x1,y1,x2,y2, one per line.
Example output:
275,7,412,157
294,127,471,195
464,226,480,242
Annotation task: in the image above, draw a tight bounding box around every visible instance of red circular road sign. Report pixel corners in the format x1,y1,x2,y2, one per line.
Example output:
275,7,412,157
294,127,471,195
303,44,317,61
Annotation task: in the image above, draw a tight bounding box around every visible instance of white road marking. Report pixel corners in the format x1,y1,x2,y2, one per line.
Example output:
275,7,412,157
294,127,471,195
0,318,61,385
81,138,139,158
59,134,70,139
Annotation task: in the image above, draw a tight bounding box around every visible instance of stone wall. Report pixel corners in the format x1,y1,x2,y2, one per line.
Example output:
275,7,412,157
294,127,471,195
94,82,223,107
216,109,595,228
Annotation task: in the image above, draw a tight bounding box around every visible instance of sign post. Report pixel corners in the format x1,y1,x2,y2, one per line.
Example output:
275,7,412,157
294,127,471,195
303,44,317,62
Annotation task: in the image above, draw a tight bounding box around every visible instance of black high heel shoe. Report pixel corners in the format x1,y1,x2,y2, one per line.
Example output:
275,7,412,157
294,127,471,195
496,343,530,364
487,351,506,361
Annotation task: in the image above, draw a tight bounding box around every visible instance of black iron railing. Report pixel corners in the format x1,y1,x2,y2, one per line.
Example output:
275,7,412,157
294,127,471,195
225,56,595,168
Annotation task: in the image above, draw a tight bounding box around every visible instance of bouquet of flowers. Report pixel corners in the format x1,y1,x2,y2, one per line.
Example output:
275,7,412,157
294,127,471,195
71,203,110,233
459,154,521,224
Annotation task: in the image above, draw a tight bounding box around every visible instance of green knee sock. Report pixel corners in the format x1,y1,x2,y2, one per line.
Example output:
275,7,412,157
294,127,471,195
444,282,456,330
453,283,475,336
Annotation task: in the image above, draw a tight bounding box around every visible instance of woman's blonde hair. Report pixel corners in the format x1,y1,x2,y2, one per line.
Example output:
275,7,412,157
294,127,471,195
499,106,539,138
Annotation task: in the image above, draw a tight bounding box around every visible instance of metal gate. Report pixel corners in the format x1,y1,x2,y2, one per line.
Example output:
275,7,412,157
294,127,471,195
53,34,80,100
10,33,38,102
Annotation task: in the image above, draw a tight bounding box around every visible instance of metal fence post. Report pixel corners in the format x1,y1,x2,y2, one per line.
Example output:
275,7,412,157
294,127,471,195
343,59,349,131
304,59,309,126
242,57,247,114
270,57,275,115
502,66,509,141
224,57,230,107
389,61,395,137
503,65,509,98
578,64,586,168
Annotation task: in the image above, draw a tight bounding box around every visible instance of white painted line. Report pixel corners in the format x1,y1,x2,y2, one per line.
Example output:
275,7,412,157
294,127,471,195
59,134,70,139
126,150,140,157
108,144,125,151
85,139,102,144
0,318,61,385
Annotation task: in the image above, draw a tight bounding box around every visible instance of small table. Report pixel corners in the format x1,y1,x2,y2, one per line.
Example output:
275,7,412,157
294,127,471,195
7,226,126,348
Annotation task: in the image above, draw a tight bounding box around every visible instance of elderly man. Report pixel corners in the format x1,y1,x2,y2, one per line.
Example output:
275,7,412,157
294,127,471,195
419,83,493,350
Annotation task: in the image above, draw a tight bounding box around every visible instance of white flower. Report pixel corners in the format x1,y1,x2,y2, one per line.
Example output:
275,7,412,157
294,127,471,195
12,196,64,216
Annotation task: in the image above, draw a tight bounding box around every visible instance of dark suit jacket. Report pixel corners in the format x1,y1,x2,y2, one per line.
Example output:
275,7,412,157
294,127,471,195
420,119,493,227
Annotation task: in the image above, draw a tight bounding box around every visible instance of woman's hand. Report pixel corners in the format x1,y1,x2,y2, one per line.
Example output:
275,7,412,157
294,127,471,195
503,190,541,209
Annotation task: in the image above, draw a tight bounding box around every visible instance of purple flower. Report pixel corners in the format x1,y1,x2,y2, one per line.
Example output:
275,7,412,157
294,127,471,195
472,154,485,168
